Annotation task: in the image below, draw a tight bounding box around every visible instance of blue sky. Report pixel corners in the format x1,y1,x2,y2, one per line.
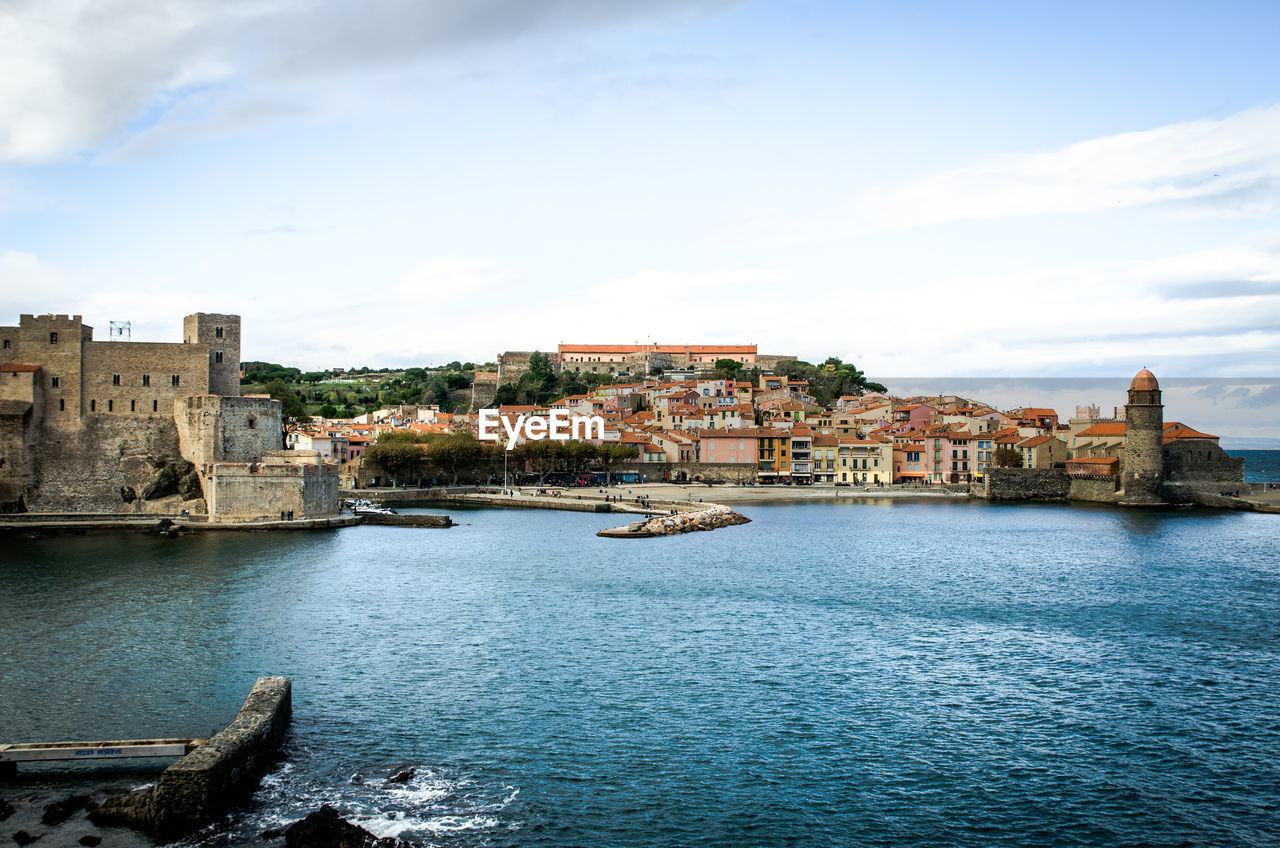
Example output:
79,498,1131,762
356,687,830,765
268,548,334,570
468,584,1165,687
2,0,1279,384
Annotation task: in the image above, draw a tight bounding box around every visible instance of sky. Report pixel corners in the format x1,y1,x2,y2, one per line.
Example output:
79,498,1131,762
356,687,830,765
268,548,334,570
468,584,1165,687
2,0,1279,387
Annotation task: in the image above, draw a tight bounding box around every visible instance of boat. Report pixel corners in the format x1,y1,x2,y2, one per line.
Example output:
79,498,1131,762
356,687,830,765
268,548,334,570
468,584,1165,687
347,498,397,515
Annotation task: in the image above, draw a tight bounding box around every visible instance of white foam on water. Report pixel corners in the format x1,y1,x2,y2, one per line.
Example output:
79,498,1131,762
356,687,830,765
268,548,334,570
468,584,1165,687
233,759,520,845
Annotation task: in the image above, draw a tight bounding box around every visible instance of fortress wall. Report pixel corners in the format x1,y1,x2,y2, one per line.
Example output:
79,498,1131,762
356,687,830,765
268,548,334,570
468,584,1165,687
1068,477,1120,503
24,414,198,512
177,395,282,470
11,315,89,425
207,455,338,521
975,467,1070,500
0,410,33,512
755,354,796,374
1163,440,1245,482
82,341,211,417
497,351,561,384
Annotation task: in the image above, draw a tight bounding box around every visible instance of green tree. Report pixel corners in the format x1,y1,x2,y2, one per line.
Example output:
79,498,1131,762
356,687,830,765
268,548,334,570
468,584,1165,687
365,441,426,486
527,351,554,379
992,447,1023,468
494,383,519,405
318,404,338,418
427,434,486,485
266,380,310,431
714,358,744,380
378,430,431,444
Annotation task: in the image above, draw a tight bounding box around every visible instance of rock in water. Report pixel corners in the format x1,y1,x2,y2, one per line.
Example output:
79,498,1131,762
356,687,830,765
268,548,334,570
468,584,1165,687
386,767,415,784
0,797,14,821
78,837,102,847
284,805,399,848
43,794,90,825
13,832,41,846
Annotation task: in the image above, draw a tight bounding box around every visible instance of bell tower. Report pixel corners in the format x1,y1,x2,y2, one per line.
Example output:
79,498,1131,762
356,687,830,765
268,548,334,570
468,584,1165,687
1120,368,1165,505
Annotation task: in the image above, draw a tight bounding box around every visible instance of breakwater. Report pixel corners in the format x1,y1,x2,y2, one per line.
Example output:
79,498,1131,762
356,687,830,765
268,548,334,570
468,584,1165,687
0,511,461,537
598,504,751,537
90,676,292,840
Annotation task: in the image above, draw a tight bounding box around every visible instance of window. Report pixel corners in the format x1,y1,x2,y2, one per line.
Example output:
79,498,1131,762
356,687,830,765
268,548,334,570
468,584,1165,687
50,331,58,344
90,399,96,412
247,417,256,429
50,376,60,388
142,374,150,387
107,400,113,412
215,326,223,339
130,400,136,412
171,374,180,387
152,400,158,412
215,351,223,364
59,399,65,411
112,374,120,386
2,339,8,349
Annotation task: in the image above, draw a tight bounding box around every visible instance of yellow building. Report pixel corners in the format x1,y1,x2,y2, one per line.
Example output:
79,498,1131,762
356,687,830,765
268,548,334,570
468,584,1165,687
757,431,790,483
837,438,892,485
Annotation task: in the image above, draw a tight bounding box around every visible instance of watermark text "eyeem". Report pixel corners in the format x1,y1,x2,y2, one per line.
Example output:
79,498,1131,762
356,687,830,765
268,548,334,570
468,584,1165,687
477,409,605,451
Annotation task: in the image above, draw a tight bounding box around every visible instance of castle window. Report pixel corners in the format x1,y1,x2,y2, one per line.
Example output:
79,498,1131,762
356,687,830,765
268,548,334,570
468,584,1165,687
50,376,59,388
130,400,136,412
153,400,158,412
142,374,150,387
112,374,120,386
59,399,65,411
49,332,57,344
171,374,180,386
90,400,96,412
107,400,113,412
215,326,223,339
247,417,256,429
215,351,223,364
2,339,8,349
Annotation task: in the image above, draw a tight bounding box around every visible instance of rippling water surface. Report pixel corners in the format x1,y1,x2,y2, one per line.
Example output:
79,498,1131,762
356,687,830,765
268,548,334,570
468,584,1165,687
3,500,1279,847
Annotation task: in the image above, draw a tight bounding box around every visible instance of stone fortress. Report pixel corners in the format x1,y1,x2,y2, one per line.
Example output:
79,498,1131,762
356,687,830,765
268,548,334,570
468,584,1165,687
0,312,338,520
478,343,796,407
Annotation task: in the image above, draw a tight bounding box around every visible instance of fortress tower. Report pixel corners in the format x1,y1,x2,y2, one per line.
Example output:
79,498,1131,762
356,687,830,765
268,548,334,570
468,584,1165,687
1120,368,1165,505
183,313,241,397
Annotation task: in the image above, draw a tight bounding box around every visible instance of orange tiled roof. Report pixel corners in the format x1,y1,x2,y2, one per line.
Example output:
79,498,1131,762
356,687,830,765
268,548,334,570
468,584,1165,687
1077,422,1127,437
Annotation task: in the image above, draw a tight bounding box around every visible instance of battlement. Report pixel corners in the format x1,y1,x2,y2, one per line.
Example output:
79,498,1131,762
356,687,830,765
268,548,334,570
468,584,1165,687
21,314,84,325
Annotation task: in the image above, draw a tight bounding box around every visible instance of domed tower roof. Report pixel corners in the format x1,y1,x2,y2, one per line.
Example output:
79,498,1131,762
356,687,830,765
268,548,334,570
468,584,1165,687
1129,368,1159,392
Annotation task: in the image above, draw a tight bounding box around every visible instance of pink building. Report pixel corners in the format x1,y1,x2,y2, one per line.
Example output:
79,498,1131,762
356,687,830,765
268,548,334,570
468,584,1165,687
699,428,766,465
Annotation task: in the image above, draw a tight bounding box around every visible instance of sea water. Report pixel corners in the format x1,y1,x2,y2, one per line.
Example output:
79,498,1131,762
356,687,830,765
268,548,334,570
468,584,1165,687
2,499,1278,847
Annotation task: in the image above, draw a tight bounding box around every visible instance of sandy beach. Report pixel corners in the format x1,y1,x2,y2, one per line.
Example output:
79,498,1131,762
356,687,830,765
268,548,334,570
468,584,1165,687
584,482,968,504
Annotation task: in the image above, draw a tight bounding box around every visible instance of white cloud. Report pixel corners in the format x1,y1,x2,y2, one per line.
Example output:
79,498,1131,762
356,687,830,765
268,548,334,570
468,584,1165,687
764,104,1280,239
0,0,735,163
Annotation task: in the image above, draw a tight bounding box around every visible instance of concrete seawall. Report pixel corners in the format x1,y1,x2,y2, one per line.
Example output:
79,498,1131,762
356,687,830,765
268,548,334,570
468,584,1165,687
91,676,292,840
360,512,453,527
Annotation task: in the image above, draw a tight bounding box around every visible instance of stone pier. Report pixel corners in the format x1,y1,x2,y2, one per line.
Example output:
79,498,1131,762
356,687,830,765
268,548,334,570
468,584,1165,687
90,676,292,841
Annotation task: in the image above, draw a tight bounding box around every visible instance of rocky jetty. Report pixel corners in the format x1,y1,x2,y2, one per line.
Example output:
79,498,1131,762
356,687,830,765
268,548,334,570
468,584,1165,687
597,504,750,538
